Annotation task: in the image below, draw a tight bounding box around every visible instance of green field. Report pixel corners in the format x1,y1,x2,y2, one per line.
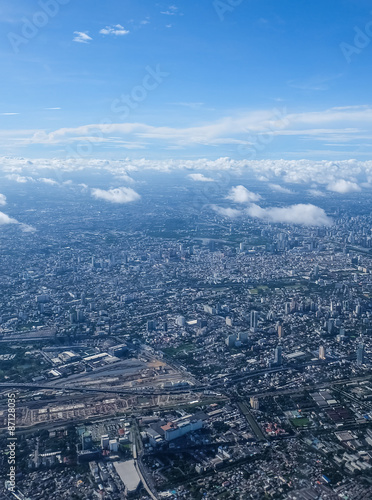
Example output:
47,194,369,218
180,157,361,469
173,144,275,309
163,343,195,356
291,417,310,427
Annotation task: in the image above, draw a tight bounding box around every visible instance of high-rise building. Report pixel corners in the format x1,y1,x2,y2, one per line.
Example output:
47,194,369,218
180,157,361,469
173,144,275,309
109,439,119,452
147,320,156,332
82,431,93,451
327,319,334,334
250,311,258,330
176,315,186,327
278,324,283,339
225,334,237,347
319,345,326,360
250,397,259,410
357,343,365,366
313,264,319,278
101,435,110,450
274,346,282,366
238,332,248,343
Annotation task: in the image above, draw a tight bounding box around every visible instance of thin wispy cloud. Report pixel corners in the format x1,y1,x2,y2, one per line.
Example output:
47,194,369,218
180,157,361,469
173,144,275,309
308,189,325,197
73,31,93,44
16,105,372,153
268,183,293,194
211,205,242,218
172,102,205,109
161,5,179,15
1,112,19,115
0,194,6,206
38,177,59,186
99,24,130,36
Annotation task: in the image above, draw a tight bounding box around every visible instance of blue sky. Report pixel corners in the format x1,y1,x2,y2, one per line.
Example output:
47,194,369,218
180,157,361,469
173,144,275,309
1,0,372,159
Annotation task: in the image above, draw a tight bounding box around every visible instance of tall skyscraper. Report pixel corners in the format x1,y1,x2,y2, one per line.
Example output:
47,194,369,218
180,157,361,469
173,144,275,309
357,343,365,366
278,324,283,339
274,345,282,366
313,264,319,278
319,345,326,360
250,310,258,330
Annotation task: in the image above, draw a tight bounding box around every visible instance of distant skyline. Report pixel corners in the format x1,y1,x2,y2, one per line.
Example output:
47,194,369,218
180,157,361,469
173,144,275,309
1,0,372,159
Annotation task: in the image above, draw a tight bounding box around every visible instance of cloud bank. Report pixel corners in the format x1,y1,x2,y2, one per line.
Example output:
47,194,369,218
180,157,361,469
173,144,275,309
2,157,372,197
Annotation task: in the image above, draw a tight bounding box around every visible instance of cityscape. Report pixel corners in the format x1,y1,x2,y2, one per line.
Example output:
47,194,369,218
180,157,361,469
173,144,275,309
2,171,372,499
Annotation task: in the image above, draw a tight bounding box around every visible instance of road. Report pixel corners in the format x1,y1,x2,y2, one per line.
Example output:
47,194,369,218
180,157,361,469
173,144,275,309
237,401,266,441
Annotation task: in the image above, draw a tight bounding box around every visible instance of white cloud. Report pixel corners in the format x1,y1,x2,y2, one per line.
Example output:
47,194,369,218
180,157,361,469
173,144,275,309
246,203,332,227
188,173,214,182
172,102,206,109
268,183,293,194
307,189,325,197
4,104,372,157
4,104,369,153
73,31,93,44
2,157,372,197
38,177,59,186
99,24,130,36
0,211,35,232
115,173,135,184
327,179,361,194
211,205,242,218
0,194,6,206
5,174,32,183
227,185,261,204
91,186,140,204
0,112,19,116
0,211,18,225
161,5,178,15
